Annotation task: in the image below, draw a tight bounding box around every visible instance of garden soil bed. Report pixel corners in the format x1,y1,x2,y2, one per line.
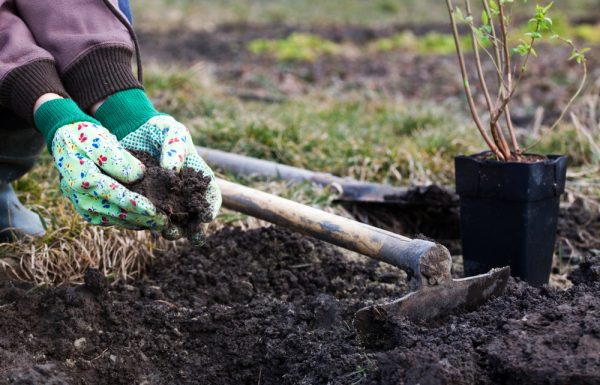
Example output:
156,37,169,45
1,226,599,385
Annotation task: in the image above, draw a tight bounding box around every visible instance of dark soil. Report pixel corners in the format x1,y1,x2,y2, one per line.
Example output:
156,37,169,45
473,152,549,163
1,226,600,385
126,150,212,239
557,197,600,261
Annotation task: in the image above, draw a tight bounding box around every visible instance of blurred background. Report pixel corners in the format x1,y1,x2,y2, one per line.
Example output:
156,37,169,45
3,0,599,285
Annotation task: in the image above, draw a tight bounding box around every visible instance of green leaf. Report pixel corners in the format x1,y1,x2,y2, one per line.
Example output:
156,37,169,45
568,49,578,61
525,31,542,39
543,2,554,13
482,9,489,25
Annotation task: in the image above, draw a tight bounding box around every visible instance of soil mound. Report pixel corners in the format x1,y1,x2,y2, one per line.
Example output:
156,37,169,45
127,151,212,239
1,227,599,385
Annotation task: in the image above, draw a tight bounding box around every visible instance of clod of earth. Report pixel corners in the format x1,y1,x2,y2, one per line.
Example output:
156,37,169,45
1,227,599,384
126,151,212,240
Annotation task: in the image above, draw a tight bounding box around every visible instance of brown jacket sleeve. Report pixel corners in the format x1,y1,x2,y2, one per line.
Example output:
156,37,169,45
15,0,142,111
0,0,69,123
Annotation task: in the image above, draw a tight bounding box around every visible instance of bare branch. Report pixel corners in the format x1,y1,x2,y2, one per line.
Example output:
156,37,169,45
465,0,494,115
498,3,512,95
466,0,511,159
446,0,504,159
504,106,520,157
482,0,504,86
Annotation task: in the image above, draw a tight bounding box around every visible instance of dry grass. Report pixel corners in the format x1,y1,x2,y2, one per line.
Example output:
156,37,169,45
0,156,174,285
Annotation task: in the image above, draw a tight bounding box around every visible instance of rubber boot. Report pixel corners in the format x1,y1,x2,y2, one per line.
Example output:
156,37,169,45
0,183,45,241
0,107,46,242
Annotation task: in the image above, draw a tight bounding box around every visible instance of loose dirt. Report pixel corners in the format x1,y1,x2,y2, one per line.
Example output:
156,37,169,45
1,227,599,384
126,151,212,239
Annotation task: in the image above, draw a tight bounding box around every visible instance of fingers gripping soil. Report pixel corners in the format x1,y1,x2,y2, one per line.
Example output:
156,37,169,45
126,150,214,239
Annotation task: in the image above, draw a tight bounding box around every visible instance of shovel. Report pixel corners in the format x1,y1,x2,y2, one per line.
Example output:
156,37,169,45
216,177,510,338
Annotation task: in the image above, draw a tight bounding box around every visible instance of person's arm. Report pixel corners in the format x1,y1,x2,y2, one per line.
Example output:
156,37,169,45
16,0,221,234
0,1,69,123
0,1,166,231
14,0,141,112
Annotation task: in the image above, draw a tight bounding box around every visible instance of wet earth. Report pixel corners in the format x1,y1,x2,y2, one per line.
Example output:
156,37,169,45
127,151,213,240
1,226,599,385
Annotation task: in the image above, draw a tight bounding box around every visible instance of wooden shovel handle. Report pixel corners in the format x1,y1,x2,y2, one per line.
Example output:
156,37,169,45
217,178,452,285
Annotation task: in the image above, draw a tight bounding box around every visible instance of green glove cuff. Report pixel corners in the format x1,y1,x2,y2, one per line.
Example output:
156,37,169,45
34,98,100,150
94,88,164,141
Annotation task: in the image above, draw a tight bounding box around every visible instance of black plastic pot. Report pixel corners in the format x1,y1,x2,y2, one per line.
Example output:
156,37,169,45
455,152,568,286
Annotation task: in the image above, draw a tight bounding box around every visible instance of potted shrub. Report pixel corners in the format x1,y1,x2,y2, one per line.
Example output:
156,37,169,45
445,0,589,285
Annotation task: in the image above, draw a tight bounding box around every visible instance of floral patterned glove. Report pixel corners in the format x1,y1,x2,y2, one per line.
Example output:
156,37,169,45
95,89,222,240
34,99,166,230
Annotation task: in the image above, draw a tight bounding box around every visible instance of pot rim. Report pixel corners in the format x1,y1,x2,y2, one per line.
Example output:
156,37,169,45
455,151,568,166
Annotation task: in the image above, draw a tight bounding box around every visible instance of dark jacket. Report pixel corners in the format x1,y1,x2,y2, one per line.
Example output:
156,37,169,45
0,0,141,123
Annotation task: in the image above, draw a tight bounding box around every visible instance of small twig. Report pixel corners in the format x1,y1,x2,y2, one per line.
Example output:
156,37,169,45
498,3,513,97
91,347,110,361
474,36,506,90
482,0,504,84
446,0,504,159
531,106,545,135
154,299,179,310
0,302,15,310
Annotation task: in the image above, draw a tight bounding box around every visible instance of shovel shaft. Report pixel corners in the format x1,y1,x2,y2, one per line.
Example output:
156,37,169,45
217,178,451,283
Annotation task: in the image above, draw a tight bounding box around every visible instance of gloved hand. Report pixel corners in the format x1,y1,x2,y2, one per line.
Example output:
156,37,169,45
34,98,166,230
95,89,222,240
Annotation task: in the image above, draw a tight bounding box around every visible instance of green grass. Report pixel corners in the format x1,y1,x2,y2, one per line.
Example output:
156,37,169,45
144,66,600,185
143,67,486,186
248,33,341,62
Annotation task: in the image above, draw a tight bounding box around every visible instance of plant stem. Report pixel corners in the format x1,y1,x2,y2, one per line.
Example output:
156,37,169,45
446,0,504,160
504,107,520,158
498,3,512,98
494,1,521,159
481,0,504,93
465,0,510,159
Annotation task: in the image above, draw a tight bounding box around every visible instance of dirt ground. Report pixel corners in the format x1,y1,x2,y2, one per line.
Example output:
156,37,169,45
1,226,599,385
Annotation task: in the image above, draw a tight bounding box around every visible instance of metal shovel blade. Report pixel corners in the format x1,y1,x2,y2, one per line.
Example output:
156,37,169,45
354,267,510,339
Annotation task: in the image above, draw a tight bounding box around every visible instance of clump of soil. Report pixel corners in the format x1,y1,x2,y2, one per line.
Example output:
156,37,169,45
1,226,599,385
569,255,600,284
557,198,600,260
127,150,212,239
